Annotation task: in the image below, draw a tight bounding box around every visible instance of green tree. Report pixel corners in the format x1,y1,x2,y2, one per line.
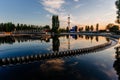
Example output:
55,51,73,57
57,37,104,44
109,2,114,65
43,25,50,30
52,15,60,33
115,0,120,24
43,25,51,32
4,22,15,32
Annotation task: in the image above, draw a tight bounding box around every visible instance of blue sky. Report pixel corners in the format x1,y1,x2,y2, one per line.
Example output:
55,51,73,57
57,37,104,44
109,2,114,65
0,0,117,29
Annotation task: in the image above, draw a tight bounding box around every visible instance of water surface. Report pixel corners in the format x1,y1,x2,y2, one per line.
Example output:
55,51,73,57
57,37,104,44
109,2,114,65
0,35,119,80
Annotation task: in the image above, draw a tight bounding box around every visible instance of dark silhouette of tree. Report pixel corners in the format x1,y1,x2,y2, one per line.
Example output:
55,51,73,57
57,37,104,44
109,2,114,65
91,25,94,31
0,22,48,32
115,0,120,24
43,25,51,32
106,23,119,32
109,25,119,32
52,15,60,33
59,28,66,32
3,22,15,32
106,23,114,31
96,23,99,31
85,26,90,31
74,26,78,32
66,26,69,32
78,27,83,32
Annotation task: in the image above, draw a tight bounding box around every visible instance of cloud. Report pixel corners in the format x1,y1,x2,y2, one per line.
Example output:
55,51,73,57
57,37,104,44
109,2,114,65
75,4,84,8
73,0,79,2
40,0,65,14
44,7,58,14
39,0,81,28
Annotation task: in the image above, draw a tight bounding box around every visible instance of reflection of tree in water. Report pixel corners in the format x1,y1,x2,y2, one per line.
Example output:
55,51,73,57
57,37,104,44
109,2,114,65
105,37,110,42
0,36,51,44
113,47,120,80
85,35,89,40
71,34,78,40
52,35,60,52
79,35,83,39
95,36,99,42
0,36,15,44
66,35,70,39
90,36,94,41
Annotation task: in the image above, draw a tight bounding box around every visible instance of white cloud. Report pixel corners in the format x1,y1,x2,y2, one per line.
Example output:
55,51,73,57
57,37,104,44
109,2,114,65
39,0,81,28
73,0,79,2
44,7,58,14
43,0,65,9
75,4,83,8
40,0,69,27
40,0,65,14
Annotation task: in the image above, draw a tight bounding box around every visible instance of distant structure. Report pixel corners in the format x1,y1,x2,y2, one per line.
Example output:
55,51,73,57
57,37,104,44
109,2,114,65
70,26,78,32
68,15,71,32
52,15,60,33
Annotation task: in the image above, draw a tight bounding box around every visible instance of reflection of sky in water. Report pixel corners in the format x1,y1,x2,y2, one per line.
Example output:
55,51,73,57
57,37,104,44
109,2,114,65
0,35,119,80
0,35,108,58
60,36,107,51
0,46,118,80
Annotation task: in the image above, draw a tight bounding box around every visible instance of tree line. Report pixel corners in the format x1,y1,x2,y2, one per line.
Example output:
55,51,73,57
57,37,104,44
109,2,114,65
0,22,50,32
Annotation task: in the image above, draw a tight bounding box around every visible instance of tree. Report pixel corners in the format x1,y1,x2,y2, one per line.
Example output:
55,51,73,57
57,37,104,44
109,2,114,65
43,25,50,29
74,26,78,32
66,26,69,32
115,0,120,24
43,25,51,32
85,26,90,31
106,23,119,32
79,27,83,32
52,15,60,33
91,25,94,31
109,25,119,32
96,23,99,31
106,23,114,31
4,22,15,32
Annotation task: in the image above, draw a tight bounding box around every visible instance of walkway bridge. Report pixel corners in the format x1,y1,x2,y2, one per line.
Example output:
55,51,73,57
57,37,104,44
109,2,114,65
0,40,116,66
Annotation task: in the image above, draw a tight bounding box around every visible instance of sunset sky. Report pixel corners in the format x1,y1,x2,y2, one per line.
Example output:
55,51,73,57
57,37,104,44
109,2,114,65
0,0,117,29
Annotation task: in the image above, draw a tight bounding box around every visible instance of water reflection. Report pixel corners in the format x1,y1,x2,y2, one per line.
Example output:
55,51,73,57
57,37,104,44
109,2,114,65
0,35,110,45
113,47,120,80
52,35,60,52
0,35,51,44
96,36,99,42
40,59,64,72
0,35,110,58
0,34,116,80
0,36,15,44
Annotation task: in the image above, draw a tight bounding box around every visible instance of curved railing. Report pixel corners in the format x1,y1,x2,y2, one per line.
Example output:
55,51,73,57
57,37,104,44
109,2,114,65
0,41,112,66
